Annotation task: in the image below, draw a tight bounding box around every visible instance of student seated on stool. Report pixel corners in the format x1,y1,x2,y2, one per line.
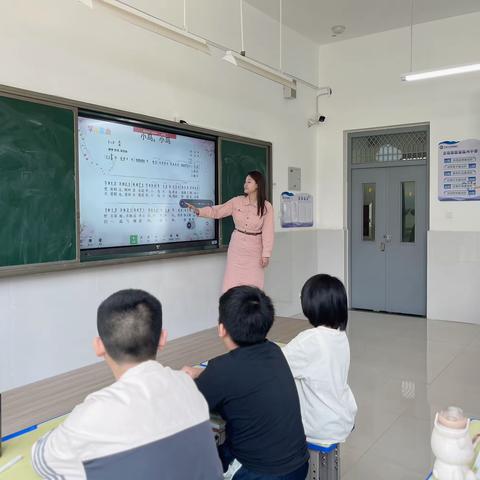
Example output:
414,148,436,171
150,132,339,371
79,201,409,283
282,275,357,447
32,289,223,480
183,286,309,480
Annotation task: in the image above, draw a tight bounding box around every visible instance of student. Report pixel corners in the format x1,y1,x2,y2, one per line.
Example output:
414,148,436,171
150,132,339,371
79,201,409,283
32,289,223,480
282,274,357,446
183,286,309,480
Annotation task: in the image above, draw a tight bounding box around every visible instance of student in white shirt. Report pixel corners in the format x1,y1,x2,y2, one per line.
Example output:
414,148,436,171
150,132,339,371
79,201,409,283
282,274,357,446
31,289,223,480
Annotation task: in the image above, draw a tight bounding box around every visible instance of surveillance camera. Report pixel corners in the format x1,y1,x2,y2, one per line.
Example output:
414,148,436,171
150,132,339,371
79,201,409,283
307,115,327,127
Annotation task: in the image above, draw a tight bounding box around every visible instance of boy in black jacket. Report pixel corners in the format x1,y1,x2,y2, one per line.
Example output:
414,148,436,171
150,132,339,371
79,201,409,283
183,286,309,480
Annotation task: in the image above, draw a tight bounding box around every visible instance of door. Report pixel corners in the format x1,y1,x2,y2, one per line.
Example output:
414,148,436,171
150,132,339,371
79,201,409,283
351,168,387,311
386,166,427,315
351,165,427,315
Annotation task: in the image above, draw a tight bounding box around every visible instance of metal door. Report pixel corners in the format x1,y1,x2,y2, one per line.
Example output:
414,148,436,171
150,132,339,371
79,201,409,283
351,168,387,311
349,127,428,316
385,165,427,315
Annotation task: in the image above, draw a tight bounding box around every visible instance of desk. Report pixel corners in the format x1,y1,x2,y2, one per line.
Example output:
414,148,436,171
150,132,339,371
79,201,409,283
0,416,65,479
2,317,307,437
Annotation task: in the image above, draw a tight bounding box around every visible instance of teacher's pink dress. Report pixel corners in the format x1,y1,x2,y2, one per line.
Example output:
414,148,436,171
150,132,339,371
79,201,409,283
199,196,274,293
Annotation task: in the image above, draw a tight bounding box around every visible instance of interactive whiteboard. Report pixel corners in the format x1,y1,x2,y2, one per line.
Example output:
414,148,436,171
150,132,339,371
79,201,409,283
78,113,217,257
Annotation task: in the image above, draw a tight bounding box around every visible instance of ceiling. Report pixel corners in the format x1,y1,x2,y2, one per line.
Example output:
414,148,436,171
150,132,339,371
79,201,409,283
244,0,480,45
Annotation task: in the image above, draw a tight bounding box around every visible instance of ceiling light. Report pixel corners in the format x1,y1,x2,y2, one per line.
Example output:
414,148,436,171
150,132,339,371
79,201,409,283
402,2,480,82
79,0,210,54
401,63,480,81
331,25,346,37
222,51,296,90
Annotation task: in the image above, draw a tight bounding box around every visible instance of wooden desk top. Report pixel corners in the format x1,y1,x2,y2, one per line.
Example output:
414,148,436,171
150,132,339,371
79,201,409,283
2,316,308,436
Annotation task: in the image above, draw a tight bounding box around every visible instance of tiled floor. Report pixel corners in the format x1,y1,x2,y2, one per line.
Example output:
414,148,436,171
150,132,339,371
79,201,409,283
336,310,480,479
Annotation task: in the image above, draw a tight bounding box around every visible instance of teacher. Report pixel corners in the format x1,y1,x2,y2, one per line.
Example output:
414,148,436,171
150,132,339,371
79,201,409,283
187,170,274,293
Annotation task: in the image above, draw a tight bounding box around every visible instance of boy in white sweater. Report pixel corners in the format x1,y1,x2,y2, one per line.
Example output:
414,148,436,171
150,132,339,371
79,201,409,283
31,289,222,480
283,274,357,445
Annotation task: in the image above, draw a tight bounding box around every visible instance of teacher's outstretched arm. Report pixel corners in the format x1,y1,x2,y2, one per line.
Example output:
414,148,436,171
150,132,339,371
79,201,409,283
186,199,234,219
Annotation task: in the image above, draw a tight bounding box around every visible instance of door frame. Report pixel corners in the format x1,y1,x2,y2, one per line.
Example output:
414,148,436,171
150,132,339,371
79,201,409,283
346,123,430,315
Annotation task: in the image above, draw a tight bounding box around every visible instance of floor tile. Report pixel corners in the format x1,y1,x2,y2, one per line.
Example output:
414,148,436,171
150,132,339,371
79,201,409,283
367,412,433,475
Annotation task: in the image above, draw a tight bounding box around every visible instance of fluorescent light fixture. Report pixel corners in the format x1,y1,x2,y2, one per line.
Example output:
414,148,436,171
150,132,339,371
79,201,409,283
222,50,296,90
223,51,238,66
401,63,480,81
79,0,210,54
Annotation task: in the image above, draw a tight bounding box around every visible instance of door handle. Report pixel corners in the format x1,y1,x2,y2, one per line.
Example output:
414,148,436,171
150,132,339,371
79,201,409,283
380,242,385,252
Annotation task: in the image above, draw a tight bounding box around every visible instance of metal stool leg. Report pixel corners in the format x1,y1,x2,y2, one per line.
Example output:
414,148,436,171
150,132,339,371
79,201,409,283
308,444,340,480
307,450,320,480
326,446,340,480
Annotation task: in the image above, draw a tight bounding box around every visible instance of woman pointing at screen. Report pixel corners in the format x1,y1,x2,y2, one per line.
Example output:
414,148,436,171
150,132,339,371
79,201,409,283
186,170,274,293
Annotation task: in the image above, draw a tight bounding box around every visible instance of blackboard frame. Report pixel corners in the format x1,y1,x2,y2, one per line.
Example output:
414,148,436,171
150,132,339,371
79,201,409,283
0,84,272,277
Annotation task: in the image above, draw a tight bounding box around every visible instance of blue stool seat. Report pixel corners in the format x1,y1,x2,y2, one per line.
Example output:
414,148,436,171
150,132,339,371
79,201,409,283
306,442,340,480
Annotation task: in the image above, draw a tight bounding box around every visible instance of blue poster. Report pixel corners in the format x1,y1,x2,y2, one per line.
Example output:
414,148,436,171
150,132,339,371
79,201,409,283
438,139,480,201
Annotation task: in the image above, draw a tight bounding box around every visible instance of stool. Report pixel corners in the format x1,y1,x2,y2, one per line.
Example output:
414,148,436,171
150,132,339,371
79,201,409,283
307,442,340,480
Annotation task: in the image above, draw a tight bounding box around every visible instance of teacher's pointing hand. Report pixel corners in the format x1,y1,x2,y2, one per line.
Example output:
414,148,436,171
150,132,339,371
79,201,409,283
185,203,200,216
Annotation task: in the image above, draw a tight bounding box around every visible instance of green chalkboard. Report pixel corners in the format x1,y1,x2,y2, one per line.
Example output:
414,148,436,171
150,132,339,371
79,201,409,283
0,95,76,268
220,139,270,245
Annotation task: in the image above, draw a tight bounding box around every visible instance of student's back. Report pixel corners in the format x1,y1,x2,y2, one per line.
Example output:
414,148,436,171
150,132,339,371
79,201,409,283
283,326,356,444
184,286,309,480
32,289,222,480
197,340,307,475
283,275,357,445
35,361,220,479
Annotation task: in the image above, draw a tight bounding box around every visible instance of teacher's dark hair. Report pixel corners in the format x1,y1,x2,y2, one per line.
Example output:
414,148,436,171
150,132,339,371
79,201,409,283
301,274,348,331
97,289,162,363
246,170,267,217
219,286,274,346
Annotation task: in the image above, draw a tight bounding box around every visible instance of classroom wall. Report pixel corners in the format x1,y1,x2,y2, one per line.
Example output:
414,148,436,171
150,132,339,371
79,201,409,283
0,0,319,391
315,12,480,324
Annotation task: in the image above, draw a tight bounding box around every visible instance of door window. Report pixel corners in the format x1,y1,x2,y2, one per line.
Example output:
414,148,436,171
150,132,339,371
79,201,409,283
401,181,415,243
362,183,375,241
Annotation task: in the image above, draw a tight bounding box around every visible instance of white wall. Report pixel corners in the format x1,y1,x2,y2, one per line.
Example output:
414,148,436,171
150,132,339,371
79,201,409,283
316,12,480,324
427,231,480,323
0,0,320,391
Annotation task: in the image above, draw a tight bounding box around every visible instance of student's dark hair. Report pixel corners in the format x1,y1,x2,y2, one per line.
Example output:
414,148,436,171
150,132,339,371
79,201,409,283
97,289,162,363
219,286,274,346
301,274,348,330
245,170,267,217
